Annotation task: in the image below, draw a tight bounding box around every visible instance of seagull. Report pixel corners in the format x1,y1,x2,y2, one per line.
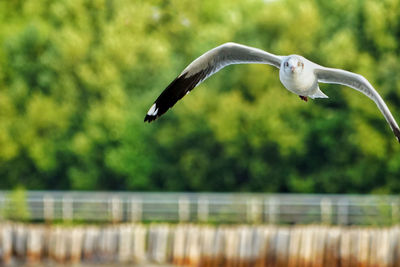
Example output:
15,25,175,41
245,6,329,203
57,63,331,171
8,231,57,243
144,42,400,143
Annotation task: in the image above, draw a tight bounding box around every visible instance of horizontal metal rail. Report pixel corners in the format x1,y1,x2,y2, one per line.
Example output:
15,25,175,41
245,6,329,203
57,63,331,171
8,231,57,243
0,191,398,225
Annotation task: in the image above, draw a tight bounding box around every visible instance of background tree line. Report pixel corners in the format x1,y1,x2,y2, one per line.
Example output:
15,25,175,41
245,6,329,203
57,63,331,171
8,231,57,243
0,0,399,193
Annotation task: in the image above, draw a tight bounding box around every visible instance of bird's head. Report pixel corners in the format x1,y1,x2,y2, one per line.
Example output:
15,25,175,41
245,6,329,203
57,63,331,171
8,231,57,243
282,56,304,74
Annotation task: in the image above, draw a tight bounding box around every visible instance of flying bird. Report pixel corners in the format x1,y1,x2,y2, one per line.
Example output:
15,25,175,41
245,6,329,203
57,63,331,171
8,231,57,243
144,42,400,143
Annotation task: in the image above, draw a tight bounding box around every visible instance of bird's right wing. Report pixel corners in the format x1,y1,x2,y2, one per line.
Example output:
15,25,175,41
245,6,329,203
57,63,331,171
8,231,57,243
144,42,283,122
314,65,400,142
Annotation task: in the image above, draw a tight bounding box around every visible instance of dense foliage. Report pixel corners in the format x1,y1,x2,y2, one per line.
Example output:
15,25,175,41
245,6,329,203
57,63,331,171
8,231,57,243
0,0,399,193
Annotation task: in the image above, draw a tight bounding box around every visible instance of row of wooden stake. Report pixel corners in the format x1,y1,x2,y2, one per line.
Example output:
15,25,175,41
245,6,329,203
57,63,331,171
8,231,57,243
0,223,399,266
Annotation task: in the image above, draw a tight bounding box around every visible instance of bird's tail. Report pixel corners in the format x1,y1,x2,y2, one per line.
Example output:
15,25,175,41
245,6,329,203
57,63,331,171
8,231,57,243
310,88,329,99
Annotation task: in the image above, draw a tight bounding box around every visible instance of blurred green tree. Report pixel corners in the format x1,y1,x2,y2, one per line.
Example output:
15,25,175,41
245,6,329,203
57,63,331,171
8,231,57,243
0,0,399,193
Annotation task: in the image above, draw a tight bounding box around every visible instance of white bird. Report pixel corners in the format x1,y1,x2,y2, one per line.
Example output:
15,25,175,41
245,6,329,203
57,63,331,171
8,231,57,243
144,42,400,143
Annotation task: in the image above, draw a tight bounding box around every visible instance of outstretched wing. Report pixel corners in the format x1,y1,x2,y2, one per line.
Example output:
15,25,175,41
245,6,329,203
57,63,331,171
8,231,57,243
144,42,283,122
314,66,400,142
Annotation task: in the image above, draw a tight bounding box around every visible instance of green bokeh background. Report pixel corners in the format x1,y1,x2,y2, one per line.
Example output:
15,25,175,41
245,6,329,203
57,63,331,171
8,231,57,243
0,0,399,193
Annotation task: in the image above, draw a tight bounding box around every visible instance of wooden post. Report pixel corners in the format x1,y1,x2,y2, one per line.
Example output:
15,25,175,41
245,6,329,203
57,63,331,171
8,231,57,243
148,224,170,263
132,224,147,264
70,228,84,263
130,197,142,222
247,198,262,223
83,227,99,260
268,197,279,224
324,227,341,267
339,228,351,267
43,195,54,222
321,198,332,224
0,195,5,221
50,227,67,262
199,226,221,267
118,225,132,263
0,224,12,264
224,226,239,267
186,225,201,266
337,199,349,225
276,227,290,267
197,196,209,222
98,227,118,261
392,200,399,224
14,224,27,257
26,226,43,263
62,195,73,222
288,226,302,267
357,228,370,266
238,226,252,266
172,224,186,265
179,196,190,222
110,197,122,223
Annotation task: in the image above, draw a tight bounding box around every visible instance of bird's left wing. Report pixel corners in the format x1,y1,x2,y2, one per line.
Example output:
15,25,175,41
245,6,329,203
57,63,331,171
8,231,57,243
144,42,283,122
314,66,400,142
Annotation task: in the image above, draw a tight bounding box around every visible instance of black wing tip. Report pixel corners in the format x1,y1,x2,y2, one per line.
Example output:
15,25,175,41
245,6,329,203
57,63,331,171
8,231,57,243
144,102,161,123
395,130,400,144
389,122,400,143
144,114,159,123
143,70,206,124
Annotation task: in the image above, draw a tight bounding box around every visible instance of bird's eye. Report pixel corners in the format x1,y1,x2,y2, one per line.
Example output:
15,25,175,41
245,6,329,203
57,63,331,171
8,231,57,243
285,62,289,67
297,62,302,67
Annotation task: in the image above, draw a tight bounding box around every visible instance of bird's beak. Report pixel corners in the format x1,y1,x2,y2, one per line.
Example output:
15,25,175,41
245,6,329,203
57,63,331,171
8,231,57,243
290,66,295,72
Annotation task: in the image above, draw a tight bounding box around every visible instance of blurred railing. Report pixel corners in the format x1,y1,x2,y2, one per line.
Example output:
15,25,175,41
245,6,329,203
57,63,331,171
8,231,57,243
0,191,399,225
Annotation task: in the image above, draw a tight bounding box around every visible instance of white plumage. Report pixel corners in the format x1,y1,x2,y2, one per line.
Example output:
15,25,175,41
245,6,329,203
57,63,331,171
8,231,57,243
144,42,400,143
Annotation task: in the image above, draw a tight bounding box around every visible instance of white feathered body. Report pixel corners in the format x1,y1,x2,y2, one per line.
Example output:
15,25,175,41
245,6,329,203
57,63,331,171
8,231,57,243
279,56,321,98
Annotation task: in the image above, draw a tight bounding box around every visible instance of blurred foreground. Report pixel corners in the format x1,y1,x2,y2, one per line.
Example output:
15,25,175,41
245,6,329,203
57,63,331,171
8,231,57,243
1,223,399,267
2,190,399,225
2,191,399,266
15,264,176,267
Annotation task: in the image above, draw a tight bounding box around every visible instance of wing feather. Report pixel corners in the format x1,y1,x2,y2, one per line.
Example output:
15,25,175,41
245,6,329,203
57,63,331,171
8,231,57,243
314,66,400,142
144,42,282,122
